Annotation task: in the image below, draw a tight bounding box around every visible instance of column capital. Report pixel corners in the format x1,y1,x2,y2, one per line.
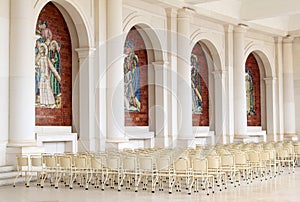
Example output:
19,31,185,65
152,60,169,66
75,47,96,59
283,35,294,43
177,7,193,18
213,70,227,79
234,23,249,33
264,77,277,85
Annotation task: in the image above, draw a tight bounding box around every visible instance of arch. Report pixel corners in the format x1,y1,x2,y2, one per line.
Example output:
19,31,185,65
34,0,92,48
123,22,167,143
33,0,93,138
244,47,275,134
191,42,209,126
245,53,262,126
190,33,224,72
188,38,223,138
244,45,274,78
123,18,164,62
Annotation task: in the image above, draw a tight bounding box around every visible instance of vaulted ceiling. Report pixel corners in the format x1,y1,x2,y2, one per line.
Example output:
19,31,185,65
183,0,300,32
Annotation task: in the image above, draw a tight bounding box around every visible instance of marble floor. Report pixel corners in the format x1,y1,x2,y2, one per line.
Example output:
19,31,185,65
1,168,299,202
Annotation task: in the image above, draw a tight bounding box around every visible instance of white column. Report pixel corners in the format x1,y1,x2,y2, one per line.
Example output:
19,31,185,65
264,78,278,141
177,8,193,144
9,0,35,144
153,61,169,147
95,0,107,151
274,37,284,140
166,8,178,145
233,24,248,136
75,48,96,152
213,70,227,144
0,0,10,165
6,0,43,165
282,36,296,135
224,25,234,143
106,0,126,146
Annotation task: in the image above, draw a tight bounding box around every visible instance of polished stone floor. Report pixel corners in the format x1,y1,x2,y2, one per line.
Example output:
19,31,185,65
1,168,299,202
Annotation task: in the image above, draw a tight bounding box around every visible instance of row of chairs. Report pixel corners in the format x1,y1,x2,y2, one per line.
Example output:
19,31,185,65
13,140,299,195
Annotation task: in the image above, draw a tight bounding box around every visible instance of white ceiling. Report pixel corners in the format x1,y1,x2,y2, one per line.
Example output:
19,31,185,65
183,0,300,32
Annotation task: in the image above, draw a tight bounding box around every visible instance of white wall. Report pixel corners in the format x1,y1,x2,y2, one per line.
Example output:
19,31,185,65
293,37,300,134
0,0,10,165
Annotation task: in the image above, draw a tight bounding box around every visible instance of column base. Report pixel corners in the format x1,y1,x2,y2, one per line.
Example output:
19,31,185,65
6,142,45,165
106,137,129,150
0,141,8,166
106,134,156,150
172,138,200,149
283,133,299,141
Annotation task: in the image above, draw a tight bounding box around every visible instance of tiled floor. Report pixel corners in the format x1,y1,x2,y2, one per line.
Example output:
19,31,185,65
1,168,299,202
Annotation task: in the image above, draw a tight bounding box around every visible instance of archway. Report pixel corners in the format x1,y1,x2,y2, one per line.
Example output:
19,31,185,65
189,38,223,144
34,0,93,152
123,23,166,147
244,49,276,140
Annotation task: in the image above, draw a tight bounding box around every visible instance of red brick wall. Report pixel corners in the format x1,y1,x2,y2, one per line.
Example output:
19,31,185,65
35,2,72,126
192,43,209,126
245,53,261,126
124,27,149,126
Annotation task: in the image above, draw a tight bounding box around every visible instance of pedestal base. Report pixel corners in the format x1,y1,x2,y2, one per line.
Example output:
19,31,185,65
234,127,266,143
35,126,78,154
105,127,155,150
284,133,299,141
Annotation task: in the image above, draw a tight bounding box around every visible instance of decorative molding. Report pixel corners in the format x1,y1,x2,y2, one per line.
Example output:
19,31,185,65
75,47,96,59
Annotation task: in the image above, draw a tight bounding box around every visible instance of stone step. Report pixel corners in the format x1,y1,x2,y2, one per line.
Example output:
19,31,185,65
0,176,26,186
0,165,37,187
0,171,18,179
0,165,16,172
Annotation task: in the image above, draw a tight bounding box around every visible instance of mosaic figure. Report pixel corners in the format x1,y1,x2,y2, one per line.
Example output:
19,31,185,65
124,40,141,112
246,69,255,115
191,54,202,114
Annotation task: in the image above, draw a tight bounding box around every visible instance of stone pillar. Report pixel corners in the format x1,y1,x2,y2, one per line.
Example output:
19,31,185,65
233,24,248,137
177,8,193,146
0,0,9,165
282,36,296,136
95,0,107,151
224,25,234,143
106,0,127,149
153,61,169,147
75,48,96,152
264,78,278,141
213,70,227,144
274,37,284,140
166,8,178,146
7,0,43,165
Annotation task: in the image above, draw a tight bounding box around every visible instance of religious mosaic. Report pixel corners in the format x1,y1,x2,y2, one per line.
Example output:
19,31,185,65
191,54,203,114
245,69,255,115
35,20,62,108
124,40,141,112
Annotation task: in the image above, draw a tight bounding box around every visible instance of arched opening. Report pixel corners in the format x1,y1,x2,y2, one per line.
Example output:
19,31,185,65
35,2,72,126
33,0,92,153
124,26,149,126
122,23,166,147
245,53,261,126
244,49,275,140
191,42,209,126
189,37,223,143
